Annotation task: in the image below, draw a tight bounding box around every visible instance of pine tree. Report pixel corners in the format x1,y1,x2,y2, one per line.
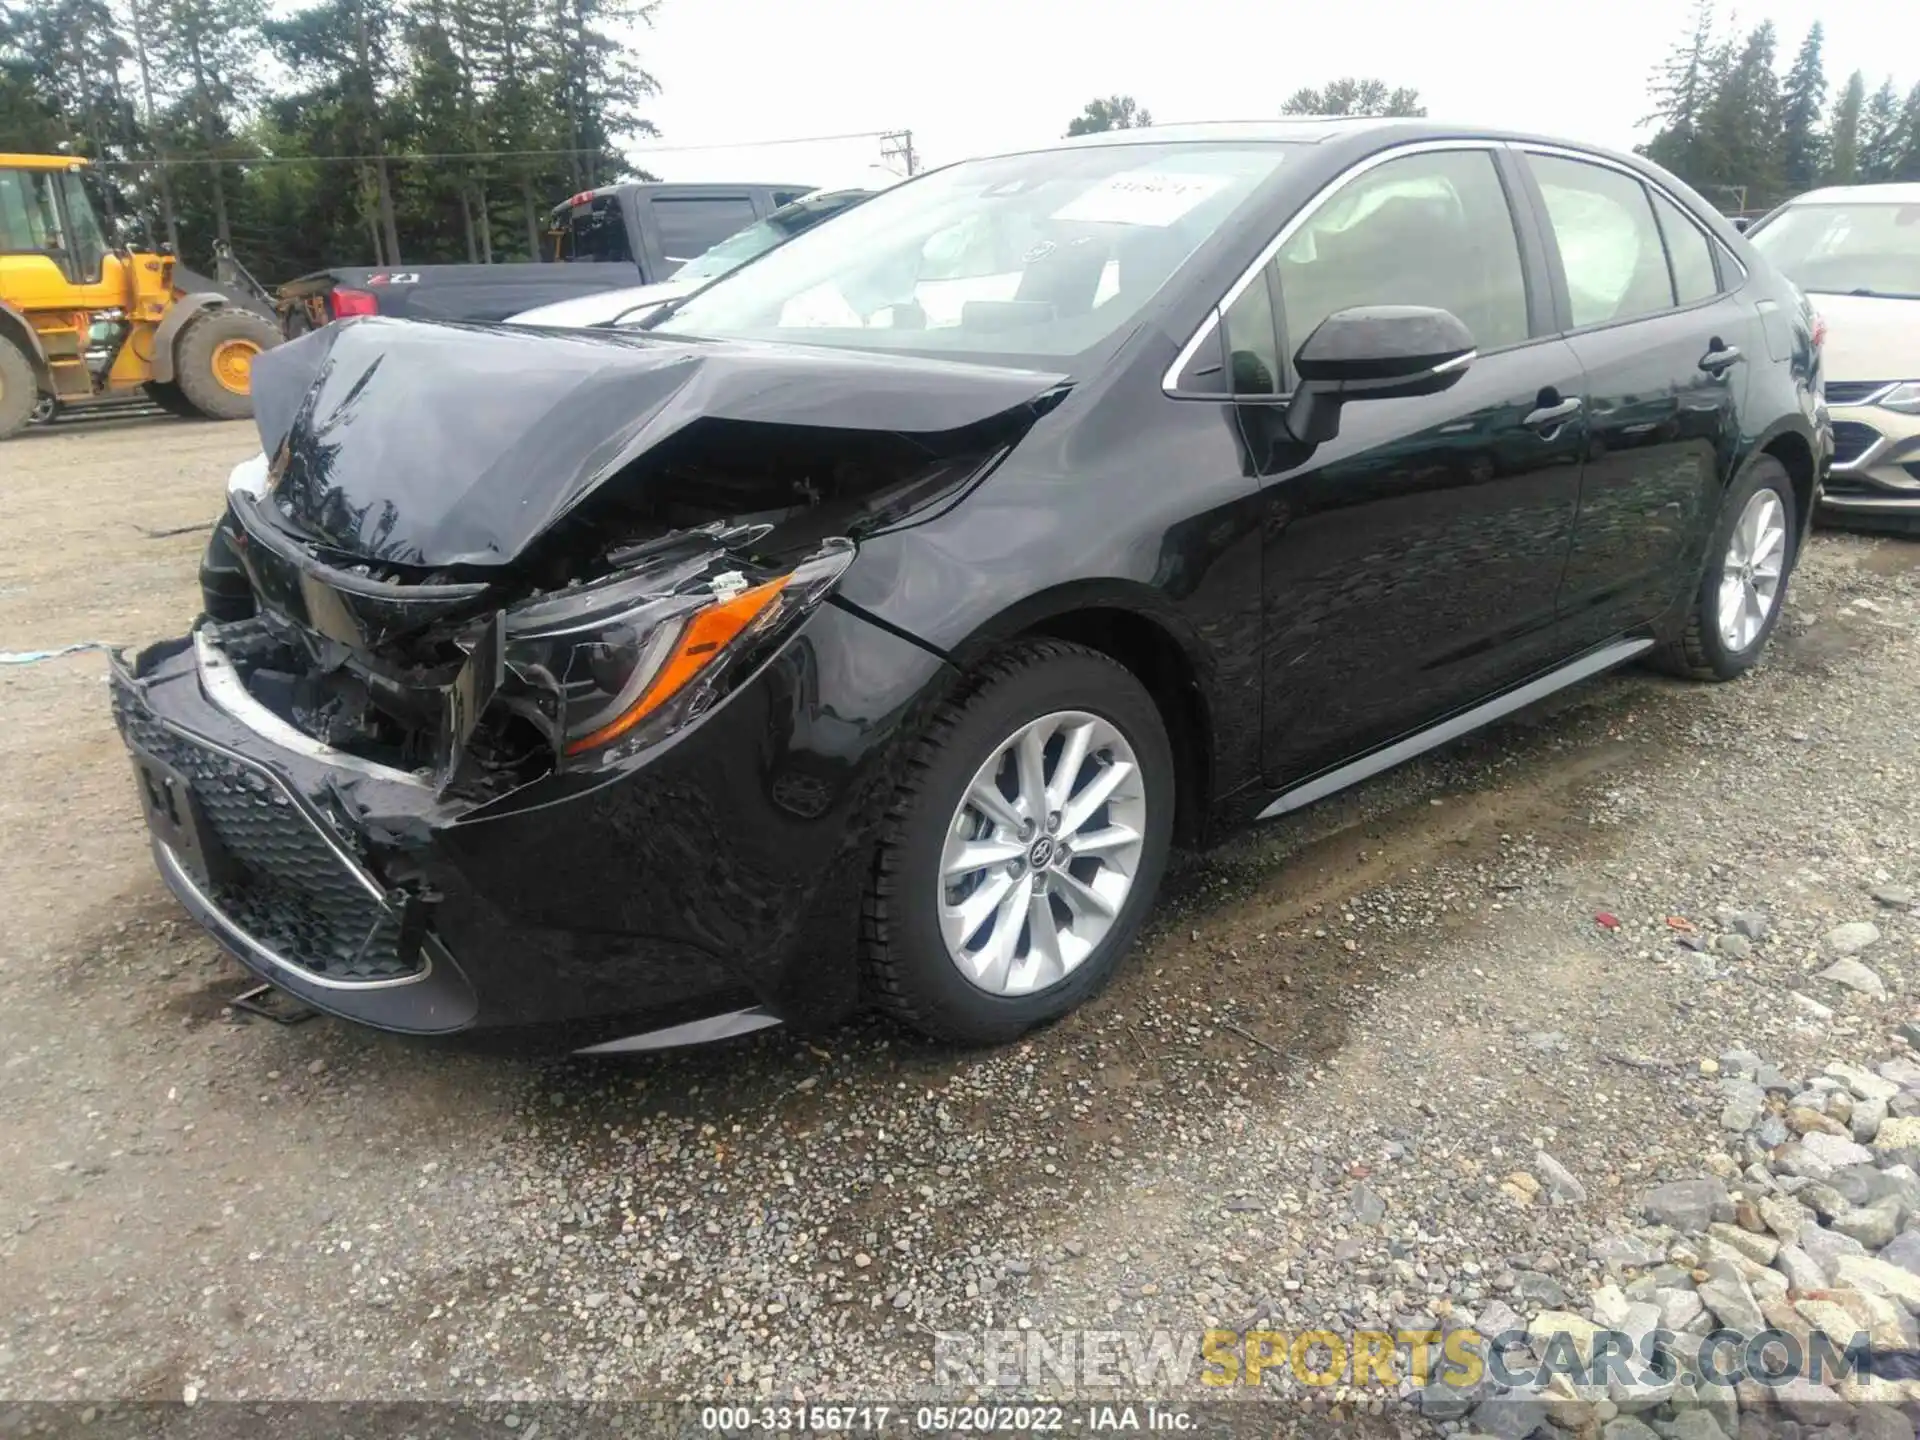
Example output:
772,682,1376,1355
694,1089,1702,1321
4,0,141,220
1281,78,1425,118
1699,22,1783,207
1778,23,1827,192
0,2,66,151
265,0,404,263
1065,96,1152,136
1640,0,1720,184
400,0,482,261
1898,83,1920,182
542,0,659,193
151,0,264,254
1828,71,1865,183
1859,79,1903,181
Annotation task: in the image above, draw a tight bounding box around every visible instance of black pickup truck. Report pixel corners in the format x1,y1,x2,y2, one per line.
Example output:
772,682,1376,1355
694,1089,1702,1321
274,180,815,332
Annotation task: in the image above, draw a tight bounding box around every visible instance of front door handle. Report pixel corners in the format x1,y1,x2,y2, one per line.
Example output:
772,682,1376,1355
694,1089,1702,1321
1699,343,1743,375
1524,396,1583,431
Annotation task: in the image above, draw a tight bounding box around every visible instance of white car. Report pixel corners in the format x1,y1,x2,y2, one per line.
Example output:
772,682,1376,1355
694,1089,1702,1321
508,177,899,329
1745,182,1920,530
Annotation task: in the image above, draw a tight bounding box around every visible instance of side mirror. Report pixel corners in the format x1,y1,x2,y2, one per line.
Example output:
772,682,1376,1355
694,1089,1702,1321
1284,305,1475,446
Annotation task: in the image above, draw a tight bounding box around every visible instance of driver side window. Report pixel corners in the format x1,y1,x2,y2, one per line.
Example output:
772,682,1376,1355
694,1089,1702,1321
1275,148,1531,379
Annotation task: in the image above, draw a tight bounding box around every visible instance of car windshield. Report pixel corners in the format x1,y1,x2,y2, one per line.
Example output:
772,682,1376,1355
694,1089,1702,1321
650,143,1296,364
1747,200,1920,299
669,192,866,287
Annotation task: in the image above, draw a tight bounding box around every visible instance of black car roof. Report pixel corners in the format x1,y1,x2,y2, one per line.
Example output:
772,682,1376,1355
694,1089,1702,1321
1014,118,1648,171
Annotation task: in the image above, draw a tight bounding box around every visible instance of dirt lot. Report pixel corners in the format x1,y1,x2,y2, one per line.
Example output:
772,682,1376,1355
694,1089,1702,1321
3,416,1919,1414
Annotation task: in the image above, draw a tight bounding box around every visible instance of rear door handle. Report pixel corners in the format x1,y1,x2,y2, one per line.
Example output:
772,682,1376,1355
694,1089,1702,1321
1524,397,1583,431
1699,344,1743,374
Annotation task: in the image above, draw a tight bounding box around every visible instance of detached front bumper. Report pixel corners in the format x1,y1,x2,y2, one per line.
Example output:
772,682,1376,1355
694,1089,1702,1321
110,608,948,1048
113,633,486,1033
1821,400,1920,528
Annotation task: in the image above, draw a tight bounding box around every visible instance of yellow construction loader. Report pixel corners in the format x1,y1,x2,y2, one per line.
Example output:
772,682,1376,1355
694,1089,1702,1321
0,153,282,439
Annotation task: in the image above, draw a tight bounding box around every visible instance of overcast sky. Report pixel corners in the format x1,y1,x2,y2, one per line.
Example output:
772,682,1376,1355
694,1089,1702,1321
632,0,1919,183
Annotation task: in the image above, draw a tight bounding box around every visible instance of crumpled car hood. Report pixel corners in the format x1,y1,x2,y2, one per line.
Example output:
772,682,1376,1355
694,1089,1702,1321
248,317,1068,569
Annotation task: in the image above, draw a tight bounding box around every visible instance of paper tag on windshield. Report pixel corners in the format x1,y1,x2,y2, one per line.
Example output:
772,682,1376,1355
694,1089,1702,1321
1052,170,1233,228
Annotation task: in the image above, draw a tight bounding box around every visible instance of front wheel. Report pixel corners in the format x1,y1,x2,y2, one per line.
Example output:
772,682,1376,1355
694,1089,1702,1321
862,640,1174,1045
1650,454,1797,681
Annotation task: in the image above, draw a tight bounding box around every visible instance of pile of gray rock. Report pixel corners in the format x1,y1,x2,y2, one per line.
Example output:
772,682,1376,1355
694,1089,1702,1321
1440,1044,1920,1440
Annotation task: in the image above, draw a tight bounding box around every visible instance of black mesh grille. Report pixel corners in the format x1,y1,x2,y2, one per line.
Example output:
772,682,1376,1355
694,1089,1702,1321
1832,420,1881,466
114,689,423,982
1825,381,1891,406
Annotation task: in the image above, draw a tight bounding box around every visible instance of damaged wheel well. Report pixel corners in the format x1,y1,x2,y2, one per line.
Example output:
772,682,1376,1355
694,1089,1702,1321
1021,607,1210,846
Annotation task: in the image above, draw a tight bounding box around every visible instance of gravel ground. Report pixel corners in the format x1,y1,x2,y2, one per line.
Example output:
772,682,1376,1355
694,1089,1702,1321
3,418,1919,1430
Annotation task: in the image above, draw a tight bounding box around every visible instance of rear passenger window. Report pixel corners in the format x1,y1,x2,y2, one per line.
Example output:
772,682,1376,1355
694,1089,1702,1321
558,194,633,264
1650,189,1719,305
1273,148,1531,367
1529,154,1675,327
653,196,759,266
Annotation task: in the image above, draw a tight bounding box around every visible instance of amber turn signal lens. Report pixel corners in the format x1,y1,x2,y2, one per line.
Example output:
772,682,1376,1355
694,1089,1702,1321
563,577,788,756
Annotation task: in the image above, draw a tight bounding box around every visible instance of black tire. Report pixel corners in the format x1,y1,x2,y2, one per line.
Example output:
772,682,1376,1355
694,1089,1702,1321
199,511,256,622
862,639,1175,1045
0,336,37,440
171,307,281,421
144,380,202,420
1649,454,1798,681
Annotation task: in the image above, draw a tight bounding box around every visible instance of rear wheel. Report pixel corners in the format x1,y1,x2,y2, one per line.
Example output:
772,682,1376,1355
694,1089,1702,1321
862,640,1174,1045
0,336,38,440
1650,454,1797,681
171,307,281,421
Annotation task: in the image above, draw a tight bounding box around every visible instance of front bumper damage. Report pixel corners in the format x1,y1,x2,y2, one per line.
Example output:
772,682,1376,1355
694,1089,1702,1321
112,622,806,1045
113,631,481,1032
107,318,1031,1047
113,598,949,1048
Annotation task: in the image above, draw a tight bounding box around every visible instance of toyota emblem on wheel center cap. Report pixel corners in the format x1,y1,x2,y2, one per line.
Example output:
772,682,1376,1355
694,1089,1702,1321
1028,836,1056,868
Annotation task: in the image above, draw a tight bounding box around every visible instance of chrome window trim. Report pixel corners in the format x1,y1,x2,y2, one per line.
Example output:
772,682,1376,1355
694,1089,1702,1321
1161,138,1511,397
1519,141,1750,290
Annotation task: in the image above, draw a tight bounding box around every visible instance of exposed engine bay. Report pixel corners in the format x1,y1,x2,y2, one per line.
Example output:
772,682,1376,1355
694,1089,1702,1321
205,316,1069,804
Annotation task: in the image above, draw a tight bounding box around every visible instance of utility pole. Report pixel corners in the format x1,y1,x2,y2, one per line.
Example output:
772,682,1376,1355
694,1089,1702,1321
880,129,917,176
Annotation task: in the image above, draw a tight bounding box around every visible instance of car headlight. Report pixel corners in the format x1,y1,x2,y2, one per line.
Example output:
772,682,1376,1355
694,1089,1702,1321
503,538,854,764
1878,382,1920,415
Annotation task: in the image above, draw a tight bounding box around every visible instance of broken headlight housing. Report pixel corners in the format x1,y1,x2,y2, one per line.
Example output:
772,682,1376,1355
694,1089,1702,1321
503,538,855,766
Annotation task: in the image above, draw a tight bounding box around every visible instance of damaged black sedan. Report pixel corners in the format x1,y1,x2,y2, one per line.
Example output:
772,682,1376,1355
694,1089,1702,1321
114,120,1826,1051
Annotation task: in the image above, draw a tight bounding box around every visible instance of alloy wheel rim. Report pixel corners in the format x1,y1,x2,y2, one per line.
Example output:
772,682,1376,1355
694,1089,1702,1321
937,709,1147,996
1716,488,1787,653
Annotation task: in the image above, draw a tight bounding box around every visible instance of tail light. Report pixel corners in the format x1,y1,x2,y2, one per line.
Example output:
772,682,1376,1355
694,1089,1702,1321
329,287,379,319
